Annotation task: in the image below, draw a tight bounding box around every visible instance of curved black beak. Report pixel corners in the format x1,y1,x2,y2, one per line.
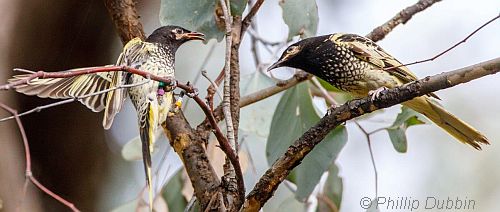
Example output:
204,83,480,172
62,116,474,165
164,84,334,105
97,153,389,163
267,60,283,72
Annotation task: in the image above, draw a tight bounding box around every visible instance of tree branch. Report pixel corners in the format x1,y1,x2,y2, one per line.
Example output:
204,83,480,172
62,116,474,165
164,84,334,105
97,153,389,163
103,0,145,44
366,0,442,42
0,103,80,212
242,58,500,211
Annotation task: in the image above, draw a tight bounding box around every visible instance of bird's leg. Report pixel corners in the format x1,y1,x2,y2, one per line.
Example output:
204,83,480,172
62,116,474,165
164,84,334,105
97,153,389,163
368,86,389,101
163,77,177,93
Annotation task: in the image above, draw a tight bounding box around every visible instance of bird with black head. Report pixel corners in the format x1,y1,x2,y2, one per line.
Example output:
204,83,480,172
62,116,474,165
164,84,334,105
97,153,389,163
269,33,489,150
9,25,205,211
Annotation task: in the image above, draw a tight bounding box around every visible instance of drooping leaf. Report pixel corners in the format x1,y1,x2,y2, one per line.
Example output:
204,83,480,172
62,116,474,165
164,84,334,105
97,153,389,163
295,125,347,200
280,0,319,40
318,163,343,211
163,170,187,212
386,106,426,153
159,0,247,42
121,131,166,161
230,0,248,16
263,182,303,212
266,82,348,201
266,83,318,164
239,72,281,136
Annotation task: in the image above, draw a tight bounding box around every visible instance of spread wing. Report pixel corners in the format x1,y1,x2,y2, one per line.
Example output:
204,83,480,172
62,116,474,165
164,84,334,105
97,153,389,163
333,33,439,99
9,67,113,112
103,37,148,129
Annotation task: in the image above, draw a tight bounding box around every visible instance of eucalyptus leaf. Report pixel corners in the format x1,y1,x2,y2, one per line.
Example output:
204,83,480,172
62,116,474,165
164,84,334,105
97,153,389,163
318,163,343,211
266,83,348,201
160,0,222,41
386,106,426,153
121,131,167,161
163,170,187,212
280,0,319,40
160,0,247,42
239,71,281,136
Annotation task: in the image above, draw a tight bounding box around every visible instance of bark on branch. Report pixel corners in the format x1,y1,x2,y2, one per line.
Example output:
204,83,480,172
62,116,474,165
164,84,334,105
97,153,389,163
243,57,500,211
104,0,145,44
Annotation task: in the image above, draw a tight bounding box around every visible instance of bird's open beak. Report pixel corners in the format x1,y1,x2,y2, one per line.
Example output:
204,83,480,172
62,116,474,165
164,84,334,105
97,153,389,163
182,32,205,41
267,60,283,72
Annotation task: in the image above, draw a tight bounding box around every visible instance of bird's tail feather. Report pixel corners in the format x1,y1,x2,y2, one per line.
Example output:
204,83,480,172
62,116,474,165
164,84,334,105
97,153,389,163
139,103,155,212
403,96,489,150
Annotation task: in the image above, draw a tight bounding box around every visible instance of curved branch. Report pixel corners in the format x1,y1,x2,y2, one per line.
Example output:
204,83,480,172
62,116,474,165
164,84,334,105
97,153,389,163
243,58,500,211
366,0,442,42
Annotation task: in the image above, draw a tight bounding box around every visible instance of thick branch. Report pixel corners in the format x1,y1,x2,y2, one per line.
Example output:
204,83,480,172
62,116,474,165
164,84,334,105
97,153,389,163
161,113,220,209
103,0,145,44
366,0,442,42
243,58,500,211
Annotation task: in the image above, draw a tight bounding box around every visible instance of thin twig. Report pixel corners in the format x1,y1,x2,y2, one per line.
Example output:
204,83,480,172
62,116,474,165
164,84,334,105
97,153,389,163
354,121,378,197
0,79,151,122
191,96,244,197
1,66,174,91
183,42,218,110
0,102,80,212
310,77,337,107
219,0,236,150
366,0,443,42
201,70,223,101
385,14,500,70
241,0,265,36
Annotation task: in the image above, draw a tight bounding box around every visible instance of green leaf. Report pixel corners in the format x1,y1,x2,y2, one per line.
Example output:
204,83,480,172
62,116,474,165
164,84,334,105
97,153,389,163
121,136,142,161
266,83,348,201
263,182,303,212
163,170,187,212
386,106,426,153
121,132,166,161
159,0,222,41
160,0,247,42
266,83,318,164
230,0,248,16
317,78,341,92
318,163,343,211
240,72,281,136
280,0,319,40
295,125,346,200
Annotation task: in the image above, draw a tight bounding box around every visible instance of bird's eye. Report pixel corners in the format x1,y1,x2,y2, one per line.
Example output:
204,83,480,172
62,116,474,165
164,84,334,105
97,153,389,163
174,28,183,34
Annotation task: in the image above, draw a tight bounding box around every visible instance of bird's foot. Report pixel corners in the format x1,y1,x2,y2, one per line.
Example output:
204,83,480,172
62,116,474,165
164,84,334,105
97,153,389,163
164,79,177,92
368,86,389,101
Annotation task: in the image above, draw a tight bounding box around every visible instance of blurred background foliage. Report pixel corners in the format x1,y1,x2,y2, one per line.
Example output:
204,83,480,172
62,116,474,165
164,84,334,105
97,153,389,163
0,0,499,211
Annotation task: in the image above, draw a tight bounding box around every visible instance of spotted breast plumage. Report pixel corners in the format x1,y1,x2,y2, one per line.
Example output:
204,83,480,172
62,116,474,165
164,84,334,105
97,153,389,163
268,33,489,149
9,25,205,211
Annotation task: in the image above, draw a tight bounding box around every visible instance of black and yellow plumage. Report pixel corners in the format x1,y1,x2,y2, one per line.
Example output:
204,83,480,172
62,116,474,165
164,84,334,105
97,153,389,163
10,26,205,211
269,33,489,149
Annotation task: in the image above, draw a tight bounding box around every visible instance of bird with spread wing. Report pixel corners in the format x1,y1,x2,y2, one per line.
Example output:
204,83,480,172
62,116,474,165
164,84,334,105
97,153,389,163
10,25,205,211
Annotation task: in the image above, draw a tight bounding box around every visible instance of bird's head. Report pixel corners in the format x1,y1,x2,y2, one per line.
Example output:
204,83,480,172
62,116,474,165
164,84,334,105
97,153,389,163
268,35,329,72
146,25,205,50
